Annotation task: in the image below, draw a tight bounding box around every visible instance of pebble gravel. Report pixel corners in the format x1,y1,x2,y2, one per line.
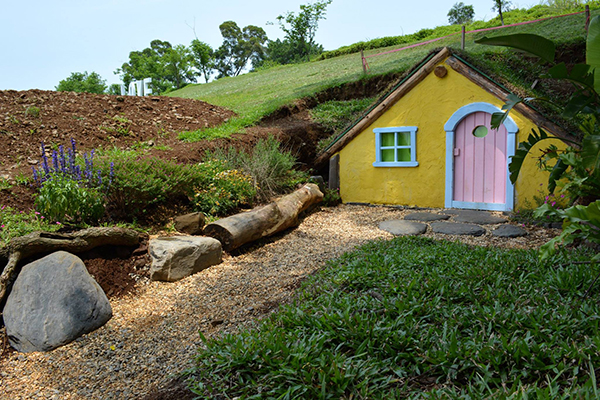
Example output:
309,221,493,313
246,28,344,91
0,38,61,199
0,204,559,399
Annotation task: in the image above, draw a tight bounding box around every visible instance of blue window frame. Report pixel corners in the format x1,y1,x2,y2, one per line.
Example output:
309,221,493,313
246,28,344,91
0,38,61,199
373,126,418,167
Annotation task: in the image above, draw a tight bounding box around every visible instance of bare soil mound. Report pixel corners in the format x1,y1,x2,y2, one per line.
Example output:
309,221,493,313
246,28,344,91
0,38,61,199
0,89,333,213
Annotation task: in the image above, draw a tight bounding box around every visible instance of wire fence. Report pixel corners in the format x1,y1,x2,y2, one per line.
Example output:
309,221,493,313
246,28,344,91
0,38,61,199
361,7,591,73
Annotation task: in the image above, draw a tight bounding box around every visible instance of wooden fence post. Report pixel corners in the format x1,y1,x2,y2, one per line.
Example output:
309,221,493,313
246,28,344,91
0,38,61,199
461,26,466,50
586,5,591,32
361,49,367,74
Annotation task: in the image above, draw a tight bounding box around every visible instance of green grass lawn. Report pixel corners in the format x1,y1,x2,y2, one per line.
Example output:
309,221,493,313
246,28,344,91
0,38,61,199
170,9,594,142
186,236,599,399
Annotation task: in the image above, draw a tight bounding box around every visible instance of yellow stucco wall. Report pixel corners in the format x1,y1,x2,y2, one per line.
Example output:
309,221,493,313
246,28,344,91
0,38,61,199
338,59,565,210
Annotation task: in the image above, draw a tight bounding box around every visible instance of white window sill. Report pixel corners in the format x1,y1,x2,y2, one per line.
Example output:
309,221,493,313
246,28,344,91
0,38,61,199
373,161,419,167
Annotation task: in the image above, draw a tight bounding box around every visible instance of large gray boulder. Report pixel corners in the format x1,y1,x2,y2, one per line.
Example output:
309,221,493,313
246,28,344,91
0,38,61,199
149,236,222,282
3,251,112,353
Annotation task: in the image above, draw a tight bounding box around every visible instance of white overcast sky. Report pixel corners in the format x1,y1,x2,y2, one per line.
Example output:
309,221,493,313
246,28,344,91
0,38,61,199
0,0,531,91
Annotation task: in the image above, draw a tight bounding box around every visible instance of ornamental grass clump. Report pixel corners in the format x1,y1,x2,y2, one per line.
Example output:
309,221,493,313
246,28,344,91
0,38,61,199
205,136,308,201
32,139,113,225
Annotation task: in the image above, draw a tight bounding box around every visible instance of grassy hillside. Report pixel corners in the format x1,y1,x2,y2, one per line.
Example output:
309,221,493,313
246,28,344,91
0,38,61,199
169,6,595,142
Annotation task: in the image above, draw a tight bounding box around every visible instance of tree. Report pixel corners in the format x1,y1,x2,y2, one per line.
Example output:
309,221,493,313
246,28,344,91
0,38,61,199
492,0,512,25
447,2,475,25
56,71,107,94
190,39,214,83
163,44,195,90
115,40,195,94
214,21,268,78
275,0,333,62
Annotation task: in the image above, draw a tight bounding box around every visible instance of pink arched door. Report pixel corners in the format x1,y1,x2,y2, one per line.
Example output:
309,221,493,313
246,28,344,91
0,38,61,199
453,111,508,207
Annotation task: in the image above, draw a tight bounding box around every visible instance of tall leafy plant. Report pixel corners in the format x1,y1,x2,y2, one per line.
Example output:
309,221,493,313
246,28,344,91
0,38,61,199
475,17,600,259
32,140,113,225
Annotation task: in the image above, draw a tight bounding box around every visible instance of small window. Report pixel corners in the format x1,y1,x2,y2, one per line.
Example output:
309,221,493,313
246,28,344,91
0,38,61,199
373,126,418,167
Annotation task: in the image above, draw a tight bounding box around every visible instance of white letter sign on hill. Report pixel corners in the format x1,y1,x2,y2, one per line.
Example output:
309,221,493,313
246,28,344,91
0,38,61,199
120,78,153,96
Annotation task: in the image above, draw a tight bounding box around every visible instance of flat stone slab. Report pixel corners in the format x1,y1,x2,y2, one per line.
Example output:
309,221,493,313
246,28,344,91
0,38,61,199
492,225,528,238
431,222,486,236
379,220,427,236
404,212,450,222
444,209,507,225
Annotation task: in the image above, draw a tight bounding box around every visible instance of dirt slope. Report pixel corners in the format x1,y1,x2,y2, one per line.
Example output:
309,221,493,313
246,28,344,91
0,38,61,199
0,89,331,212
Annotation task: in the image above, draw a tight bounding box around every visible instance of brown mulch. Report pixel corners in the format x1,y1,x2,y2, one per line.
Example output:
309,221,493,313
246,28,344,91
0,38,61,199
0,204,561,400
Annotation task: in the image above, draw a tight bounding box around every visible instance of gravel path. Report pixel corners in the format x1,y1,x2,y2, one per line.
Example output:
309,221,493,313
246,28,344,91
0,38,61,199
0,205,559,399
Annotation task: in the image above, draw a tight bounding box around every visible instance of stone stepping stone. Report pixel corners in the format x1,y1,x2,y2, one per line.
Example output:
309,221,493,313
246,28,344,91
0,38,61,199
431,222,486,236
404,212,450,222
492,225,528,238
379,220,427,236
444,209,507,225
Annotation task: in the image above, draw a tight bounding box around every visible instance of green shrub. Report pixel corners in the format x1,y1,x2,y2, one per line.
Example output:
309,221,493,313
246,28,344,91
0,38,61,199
31,140,111,225
321,188,341,206
35,174,105,225
311,98,376,153
192,160,256,216
310,98,376,132
24,105,40,118
0,206,59,246
96,150,206,221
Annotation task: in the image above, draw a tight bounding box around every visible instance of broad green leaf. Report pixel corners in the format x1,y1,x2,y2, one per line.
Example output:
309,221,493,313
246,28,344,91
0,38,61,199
544,63,594,89
563,93,594,118
509,128,551,184
491,94,523,129
548,158,568,193
587,16,600,93
581,135,600,173
475,34,555,63
563,200,600,226
545,63,568,79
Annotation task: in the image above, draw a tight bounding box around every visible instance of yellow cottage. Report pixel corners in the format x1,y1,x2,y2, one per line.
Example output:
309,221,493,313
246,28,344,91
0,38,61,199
316,47,572,212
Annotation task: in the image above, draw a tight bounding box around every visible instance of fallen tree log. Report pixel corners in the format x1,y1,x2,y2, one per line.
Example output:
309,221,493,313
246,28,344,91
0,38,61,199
0,227,141,309
203,183,323,251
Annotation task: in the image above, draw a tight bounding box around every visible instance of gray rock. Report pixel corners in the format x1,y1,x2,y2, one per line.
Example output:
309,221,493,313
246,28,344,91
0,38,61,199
379,220,427,236
445,209,507,225
174,212,206,235
149,236,222,282
404,212,450,222
309,176,326,193
492,225,528,238
431,222,486,236
3,251,112,353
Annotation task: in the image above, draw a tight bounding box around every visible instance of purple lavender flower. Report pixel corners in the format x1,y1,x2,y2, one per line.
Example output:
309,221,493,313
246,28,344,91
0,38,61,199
41,142,50,176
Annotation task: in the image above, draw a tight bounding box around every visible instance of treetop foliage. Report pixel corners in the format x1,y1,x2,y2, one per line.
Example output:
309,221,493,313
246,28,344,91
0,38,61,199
56,71,107,94
214,21,268,78
115,39,195,94
447,2,475,25
274,0,333,62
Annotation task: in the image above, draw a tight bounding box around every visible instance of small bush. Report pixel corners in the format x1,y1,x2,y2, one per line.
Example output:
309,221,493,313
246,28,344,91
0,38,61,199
322,188,341,206
24,106,40,118
35,174,105,224
32,140,112,225
311,98,376,153
96,149,206,221
192,160,256,216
